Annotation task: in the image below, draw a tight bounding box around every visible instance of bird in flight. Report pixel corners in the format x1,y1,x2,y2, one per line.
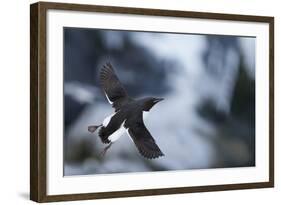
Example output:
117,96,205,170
88,63,164,159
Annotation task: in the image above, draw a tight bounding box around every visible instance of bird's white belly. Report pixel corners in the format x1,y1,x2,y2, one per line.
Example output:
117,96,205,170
103,111,149,143
102,113,115,127
108,121,126,142
102,113,125,142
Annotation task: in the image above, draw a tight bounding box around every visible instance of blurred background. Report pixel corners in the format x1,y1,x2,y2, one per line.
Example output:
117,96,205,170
63,27,255,176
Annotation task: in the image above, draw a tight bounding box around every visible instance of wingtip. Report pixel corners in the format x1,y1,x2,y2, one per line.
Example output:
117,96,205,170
155,152,165,159
142,151,165,160
101,62,114,73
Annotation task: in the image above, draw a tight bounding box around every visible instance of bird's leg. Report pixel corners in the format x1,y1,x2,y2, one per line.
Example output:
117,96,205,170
88,124,102,133
100,142,113,157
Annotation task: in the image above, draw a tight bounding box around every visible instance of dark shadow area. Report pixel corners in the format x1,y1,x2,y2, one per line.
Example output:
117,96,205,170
18,192,29,200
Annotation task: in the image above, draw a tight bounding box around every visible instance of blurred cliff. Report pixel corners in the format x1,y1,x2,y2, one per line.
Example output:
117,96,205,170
63,28,255,175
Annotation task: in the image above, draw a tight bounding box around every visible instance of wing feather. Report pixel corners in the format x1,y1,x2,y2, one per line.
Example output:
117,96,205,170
100,63,130,111
125,113,164,159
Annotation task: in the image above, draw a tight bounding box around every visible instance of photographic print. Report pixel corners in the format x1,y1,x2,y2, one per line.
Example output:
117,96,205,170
63,28,256,176
30,2,274,202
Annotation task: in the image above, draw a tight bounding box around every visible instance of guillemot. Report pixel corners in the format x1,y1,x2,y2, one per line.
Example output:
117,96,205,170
88,63,164,159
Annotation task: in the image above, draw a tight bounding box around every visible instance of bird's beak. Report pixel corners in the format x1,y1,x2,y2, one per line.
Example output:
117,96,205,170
154,98,164,103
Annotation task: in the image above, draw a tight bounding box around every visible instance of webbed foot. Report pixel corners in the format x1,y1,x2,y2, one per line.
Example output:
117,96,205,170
88,124,102,133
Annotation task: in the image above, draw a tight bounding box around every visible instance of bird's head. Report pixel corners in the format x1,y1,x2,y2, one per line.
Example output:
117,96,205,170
142,97,164,111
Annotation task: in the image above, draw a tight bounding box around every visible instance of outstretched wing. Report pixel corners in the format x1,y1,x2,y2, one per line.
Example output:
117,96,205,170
100,63,131,111
125,113,164,159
